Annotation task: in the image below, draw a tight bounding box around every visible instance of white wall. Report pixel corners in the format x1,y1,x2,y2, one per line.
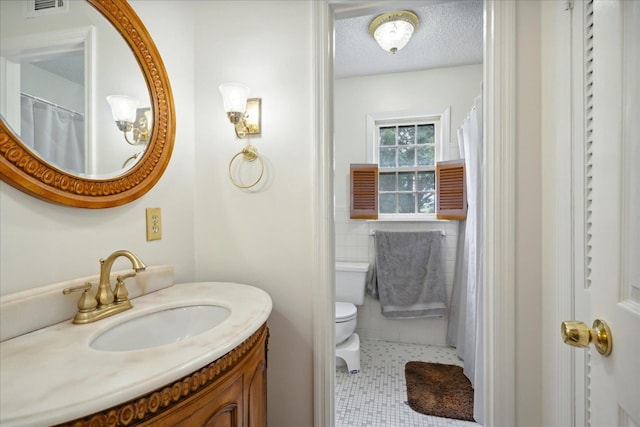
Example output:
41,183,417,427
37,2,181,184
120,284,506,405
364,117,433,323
334,65,482,345
192,2,314,426
0,1,197,296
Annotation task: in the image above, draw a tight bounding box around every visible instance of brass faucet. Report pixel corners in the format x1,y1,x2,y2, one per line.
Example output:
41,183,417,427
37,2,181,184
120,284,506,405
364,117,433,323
63,250,146,324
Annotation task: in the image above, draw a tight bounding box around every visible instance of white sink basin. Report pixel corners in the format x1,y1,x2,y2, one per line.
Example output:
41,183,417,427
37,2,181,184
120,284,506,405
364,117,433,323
90,305,230,352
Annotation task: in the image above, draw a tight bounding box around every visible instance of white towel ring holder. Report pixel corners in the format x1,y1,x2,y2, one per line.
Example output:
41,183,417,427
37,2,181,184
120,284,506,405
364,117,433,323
228,145,264,189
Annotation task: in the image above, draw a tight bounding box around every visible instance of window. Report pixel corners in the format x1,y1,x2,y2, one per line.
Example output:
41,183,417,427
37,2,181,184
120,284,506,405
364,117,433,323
349,109,464,221
374,118,439,218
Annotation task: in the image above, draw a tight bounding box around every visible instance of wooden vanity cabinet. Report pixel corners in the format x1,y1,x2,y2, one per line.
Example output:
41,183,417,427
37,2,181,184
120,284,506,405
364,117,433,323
59,324,268,427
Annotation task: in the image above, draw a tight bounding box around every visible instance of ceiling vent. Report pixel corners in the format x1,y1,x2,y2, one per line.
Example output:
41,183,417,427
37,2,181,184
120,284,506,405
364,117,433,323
23,0,68,18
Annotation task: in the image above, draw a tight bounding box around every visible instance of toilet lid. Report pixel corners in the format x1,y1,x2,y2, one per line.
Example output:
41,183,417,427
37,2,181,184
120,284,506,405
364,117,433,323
335,302,357,322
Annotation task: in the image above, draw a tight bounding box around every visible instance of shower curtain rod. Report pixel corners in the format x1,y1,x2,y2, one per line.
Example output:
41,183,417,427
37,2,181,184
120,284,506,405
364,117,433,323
21,92,84,117
369,230,446,237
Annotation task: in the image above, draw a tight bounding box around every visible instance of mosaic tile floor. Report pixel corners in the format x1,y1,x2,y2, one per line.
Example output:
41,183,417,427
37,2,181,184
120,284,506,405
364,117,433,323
335,339,481,427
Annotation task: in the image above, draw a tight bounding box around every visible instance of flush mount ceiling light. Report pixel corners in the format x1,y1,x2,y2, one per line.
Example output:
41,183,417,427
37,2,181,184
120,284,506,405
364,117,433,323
369,10,419,54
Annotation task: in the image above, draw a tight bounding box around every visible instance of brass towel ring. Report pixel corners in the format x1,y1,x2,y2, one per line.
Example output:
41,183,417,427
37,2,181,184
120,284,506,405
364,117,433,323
228,145,264,189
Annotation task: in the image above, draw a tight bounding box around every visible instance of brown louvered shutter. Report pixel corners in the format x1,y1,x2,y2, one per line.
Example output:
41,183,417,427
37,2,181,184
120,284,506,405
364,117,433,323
436,159,467,220
350,164,378,219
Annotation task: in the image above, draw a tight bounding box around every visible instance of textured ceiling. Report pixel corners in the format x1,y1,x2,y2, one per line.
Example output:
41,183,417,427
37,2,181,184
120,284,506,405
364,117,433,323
334,0,483,79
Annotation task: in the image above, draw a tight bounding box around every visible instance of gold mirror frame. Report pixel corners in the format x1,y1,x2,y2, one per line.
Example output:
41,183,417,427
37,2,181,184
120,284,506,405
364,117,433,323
0,0,175,209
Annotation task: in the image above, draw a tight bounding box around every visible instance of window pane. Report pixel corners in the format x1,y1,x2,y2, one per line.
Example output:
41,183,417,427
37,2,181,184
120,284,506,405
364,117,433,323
398,193,415,213
379,173,396,191
398,172,414,191
398,125,415,145
379,147,396,168
417,146,434,166
418,192,435,213
380,127,396,146
417,171,435,191
417,125,427,144
380,194,396,213
398,147,415,167
417,124,435,144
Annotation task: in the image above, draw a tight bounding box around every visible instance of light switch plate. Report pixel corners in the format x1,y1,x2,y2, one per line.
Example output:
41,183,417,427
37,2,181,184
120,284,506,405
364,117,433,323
146,208,161,241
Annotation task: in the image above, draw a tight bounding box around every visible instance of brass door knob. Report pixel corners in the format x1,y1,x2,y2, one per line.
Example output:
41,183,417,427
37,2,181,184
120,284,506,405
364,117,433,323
561,319,612,356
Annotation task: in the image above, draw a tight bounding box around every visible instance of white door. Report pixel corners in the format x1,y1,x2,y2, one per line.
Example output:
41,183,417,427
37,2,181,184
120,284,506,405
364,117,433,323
568,1,640,425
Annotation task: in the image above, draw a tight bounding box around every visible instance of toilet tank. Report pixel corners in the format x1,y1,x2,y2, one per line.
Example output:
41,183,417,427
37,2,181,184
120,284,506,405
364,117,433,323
335,261,369,305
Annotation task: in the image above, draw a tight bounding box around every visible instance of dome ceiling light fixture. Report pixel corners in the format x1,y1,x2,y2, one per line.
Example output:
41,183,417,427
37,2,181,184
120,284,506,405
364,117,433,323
368,10,419,54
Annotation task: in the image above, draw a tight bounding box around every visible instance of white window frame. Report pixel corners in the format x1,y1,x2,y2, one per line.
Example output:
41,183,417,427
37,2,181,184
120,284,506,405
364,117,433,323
366,107,451,220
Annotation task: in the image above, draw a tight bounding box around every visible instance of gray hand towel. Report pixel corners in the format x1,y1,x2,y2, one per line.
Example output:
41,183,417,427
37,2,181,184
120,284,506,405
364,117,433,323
371,231,446,318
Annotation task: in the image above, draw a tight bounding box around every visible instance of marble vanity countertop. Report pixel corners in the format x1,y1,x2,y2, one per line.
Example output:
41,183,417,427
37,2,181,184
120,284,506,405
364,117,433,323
0,282,272,426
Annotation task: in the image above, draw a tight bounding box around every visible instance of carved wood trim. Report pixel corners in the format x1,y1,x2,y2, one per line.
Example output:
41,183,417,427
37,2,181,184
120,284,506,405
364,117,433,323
56,324,269,427
0,0,175,209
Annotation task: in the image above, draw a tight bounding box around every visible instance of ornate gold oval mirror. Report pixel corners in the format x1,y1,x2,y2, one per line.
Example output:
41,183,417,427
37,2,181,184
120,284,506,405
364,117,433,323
0,0,175,208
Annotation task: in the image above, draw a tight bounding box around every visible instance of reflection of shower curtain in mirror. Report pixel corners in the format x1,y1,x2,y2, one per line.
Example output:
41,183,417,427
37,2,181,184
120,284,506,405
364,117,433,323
446,94,484,424
20,94,85,175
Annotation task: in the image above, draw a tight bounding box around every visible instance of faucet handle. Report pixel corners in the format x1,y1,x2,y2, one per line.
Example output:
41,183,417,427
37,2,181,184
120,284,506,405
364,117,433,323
114,273,136,303
63,283,98,312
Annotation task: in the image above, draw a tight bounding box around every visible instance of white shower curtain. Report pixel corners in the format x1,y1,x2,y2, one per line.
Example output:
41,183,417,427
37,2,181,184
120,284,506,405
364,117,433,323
20,94,85,175
446,95,484,424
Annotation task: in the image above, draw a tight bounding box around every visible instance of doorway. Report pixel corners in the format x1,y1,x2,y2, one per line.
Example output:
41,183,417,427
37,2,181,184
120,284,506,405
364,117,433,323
312,1,518,426
332,3,482,425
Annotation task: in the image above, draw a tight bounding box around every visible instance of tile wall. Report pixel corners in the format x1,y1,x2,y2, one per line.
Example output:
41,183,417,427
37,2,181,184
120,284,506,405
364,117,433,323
335,206,459,346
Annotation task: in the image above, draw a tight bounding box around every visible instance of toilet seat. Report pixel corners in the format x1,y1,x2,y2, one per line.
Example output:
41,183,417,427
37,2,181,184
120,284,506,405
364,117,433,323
335,302,357,323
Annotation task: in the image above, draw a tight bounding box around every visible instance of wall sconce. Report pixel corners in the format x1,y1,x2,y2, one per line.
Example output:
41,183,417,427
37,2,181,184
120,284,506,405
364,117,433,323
218,83,261,138
106,95,152,146
219,83,264,189
369,10,419,54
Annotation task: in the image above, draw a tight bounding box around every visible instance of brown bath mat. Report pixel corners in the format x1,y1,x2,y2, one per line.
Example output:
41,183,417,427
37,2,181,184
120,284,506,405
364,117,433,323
405,361,475,422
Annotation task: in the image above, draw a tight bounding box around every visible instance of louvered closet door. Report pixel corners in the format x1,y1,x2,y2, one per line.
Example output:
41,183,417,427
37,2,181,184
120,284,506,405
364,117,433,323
571,1,640,424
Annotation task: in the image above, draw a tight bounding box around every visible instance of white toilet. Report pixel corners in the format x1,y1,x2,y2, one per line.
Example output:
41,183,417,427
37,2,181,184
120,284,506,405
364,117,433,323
335,261,369,374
